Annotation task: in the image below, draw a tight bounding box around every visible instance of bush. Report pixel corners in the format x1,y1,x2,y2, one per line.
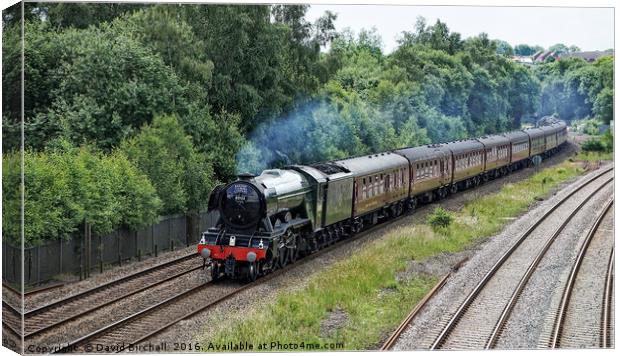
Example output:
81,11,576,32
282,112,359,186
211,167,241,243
427,207,454,231
2,144,161,247
581,138,606,152
120,115,215,214
582,129,613,153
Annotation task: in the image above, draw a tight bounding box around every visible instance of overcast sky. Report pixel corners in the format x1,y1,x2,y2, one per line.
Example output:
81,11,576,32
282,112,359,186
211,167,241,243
305,5,614,53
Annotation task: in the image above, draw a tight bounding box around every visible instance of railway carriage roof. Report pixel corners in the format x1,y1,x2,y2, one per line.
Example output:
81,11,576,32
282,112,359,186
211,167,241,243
476,134,510,148
540,125,559,136
502,130,529,142
523,127,546,139
393,145,451,162
550,122,567,132
444,139,485,155
333,152,409,177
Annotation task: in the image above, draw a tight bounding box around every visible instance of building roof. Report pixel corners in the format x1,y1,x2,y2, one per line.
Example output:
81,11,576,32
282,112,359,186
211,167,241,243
559,50,613,62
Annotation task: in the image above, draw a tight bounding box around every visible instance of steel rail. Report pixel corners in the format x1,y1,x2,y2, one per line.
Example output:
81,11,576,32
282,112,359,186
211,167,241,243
23,264,203,339
24,253,198,317
2,301,23,337
380,272,452,351
485,180,613,348
601,248,614,348
3,281,65,298
430,166,613,349
547,199,613,348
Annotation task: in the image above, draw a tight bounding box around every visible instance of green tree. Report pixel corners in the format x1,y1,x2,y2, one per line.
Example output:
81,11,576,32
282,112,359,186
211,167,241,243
493,39,514,56
2,144,161,247
514,44,542,56
120,115,214,214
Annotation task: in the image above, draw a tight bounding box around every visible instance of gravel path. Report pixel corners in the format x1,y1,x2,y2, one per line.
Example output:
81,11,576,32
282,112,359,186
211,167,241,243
391,163,613,350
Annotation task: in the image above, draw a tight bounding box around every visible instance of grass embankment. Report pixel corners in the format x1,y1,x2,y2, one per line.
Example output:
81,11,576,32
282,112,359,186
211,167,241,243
574,150,613,162
204,161,586,351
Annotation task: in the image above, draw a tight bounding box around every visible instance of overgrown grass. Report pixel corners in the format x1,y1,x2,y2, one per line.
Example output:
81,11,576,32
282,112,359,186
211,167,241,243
203,161,585,351
574,150,613,162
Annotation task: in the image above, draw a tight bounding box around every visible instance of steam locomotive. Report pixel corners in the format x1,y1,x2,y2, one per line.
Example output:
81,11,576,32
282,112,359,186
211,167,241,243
198,121,568,281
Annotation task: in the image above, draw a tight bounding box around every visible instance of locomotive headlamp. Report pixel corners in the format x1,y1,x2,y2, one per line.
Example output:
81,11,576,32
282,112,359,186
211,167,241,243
201,248,211,258
246,251,257,262
199,236,206,245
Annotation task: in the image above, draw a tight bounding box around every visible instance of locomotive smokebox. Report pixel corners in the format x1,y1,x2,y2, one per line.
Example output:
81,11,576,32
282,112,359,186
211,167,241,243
237,172,255,181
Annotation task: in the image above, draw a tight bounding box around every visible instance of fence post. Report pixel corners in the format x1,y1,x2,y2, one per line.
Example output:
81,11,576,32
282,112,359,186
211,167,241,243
12,251,16,282
117,232,121,266
36,246,41,286
99,235,103,274
59,239,63,274
168,217,172,251
87,223,92,278
79,240,84,281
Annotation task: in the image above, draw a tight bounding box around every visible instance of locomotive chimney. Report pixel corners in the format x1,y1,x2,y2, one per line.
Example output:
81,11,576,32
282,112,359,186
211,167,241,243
237,172,255,181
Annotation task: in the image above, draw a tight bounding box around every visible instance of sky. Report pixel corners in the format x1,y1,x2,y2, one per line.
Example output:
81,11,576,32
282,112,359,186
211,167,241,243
305,4,614,54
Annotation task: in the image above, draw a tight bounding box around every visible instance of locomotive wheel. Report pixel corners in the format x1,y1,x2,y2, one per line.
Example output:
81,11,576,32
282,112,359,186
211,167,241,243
211,264,221,281
450,184,458,194
277,247,289,268
326,230,334,246
290,236,299,263
289,246,298,264
247,262,258,282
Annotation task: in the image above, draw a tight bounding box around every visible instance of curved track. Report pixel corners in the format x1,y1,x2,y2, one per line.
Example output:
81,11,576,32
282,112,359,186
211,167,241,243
429,166,613,350
547,200,613,348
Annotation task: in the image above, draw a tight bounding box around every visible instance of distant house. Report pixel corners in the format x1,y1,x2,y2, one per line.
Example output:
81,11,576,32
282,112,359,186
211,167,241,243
512,55,533,65
532,50,558,63
559,50,614,62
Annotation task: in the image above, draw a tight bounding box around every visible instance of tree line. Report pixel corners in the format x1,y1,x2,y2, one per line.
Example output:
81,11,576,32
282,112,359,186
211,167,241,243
2,3,613,246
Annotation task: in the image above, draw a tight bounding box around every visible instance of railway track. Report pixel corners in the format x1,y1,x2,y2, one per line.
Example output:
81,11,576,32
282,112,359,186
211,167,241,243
380,273,451,351
57,200,458,353
427,166,613,350
546,200,614,348
601,249,614,348
4,252,202,340
3,281,65,298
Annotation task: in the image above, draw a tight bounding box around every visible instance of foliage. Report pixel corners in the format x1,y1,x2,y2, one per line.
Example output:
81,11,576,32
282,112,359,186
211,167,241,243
427,207,454,230
120,115,215,214
514,44,543,56
536,55,614,122
2,144,161,247
2,21,186,151
581,130,613,153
